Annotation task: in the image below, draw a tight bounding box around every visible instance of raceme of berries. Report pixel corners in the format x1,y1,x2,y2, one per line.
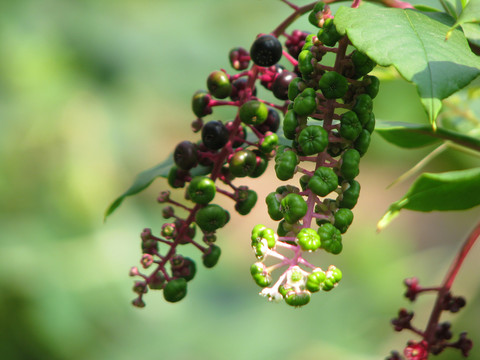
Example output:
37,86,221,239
128,0,379,310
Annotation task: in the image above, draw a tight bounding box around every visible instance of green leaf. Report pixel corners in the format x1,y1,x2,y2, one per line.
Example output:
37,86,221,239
104,154,213,220
104,155,174,220
439,0,459,18
414,5,442,12
375,120,480,151
448,0,480,36
335,4,480,125
378,167,480,230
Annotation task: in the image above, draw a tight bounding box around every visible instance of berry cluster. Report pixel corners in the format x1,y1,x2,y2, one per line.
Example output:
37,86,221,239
386,277,472,359
249,3,378,306
128,1,378,308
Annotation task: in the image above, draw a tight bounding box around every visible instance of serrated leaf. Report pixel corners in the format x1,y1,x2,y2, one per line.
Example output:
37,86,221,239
335,4,480,125
375,121,480,150
378,167,480,230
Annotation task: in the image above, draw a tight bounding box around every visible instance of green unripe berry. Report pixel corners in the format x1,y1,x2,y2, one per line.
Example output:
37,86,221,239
318,223,343,254
293,88,317,116
260,132,279,153
274,150,298,181
235,190,258,215
250,151,268,178
187,176,216,205
364,112,376,134
239,100,269,125
253,273,272,287
203,244,221,268
340,111,362,141
283,110,299,140
334,208,354,233
339,180,361,209
285,290,311,307
229,149,257,177
352,94,373,125
266,192,284,221
298,50,314,76
281,193,308,224
318,71,349,99
297,228,321,251
308,166,338,197
191,90,211,118
329,266,343,283
322,278,335,291
308,1,326,27
163,278,187,303
288,77,304,101
207,70,232,99
317,18,342,47
298,125,328,155
340,148,361,180
195,204,229,233
351,50,376,79
250,262,265,276
354,129,371,156
363,75,380,99
306,269,327,292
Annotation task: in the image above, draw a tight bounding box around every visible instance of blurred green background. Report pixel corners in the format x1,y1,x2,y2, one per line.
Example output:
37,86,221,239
1,0,479,359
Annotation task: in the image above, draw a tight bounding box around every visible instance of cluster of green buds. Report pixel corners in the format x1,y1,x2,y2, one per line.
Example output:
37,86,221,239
249,2,378,307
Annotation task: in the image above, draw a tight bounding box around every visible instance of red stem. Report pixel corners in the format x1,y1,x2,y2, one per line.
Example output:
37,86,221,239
423,220,480,345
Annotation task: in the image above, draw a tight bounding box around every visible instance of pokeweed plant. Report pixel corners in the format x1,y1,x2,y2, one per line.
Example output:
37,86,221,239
105,0,480,358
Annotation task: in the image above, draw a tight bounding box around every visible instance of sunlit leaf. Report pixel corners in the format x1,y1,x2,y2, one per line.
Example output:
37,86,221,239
447,0,480,37
378,167,480,230
335,4,480,125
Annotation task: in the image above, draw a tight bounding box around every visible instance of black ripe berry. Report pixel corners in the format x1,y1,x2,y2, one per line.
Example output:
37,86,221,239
174,141,198,170
201,120,229,150
272,71,297,100
250,35,283,67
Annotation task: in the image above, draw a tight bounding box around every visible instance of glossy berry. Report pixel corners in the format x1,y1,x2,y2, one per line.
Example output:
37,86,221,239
255,108,280,134
201,120,229,150
283,110,299,140
317,18,342,47
249,151,268,178
191,90,212,118
229,46,250,70
174,141,198,170
306,269,327,292
230,77,257,101
195,204,229,233
187,176,216,205
207,70,232,99
229,149,257,177
272,71,297,100
163,278,187,303
285,290,311,307
297,125,328,155
318,223,343,254
354,129,371,156
353,93,373,125
288,77,304,101
239,100,268,125
250,34,283,67
318,71,349,99
203,244,221,268
363,75,380,99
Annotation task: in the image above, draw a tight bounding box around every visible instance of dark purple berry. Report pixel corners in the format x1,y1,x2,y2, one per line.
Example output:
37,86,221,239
272,71,297,100
250,34,282,67
254,108,280,134
174,141,198,170
260,64,284,91
201,120,229,150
